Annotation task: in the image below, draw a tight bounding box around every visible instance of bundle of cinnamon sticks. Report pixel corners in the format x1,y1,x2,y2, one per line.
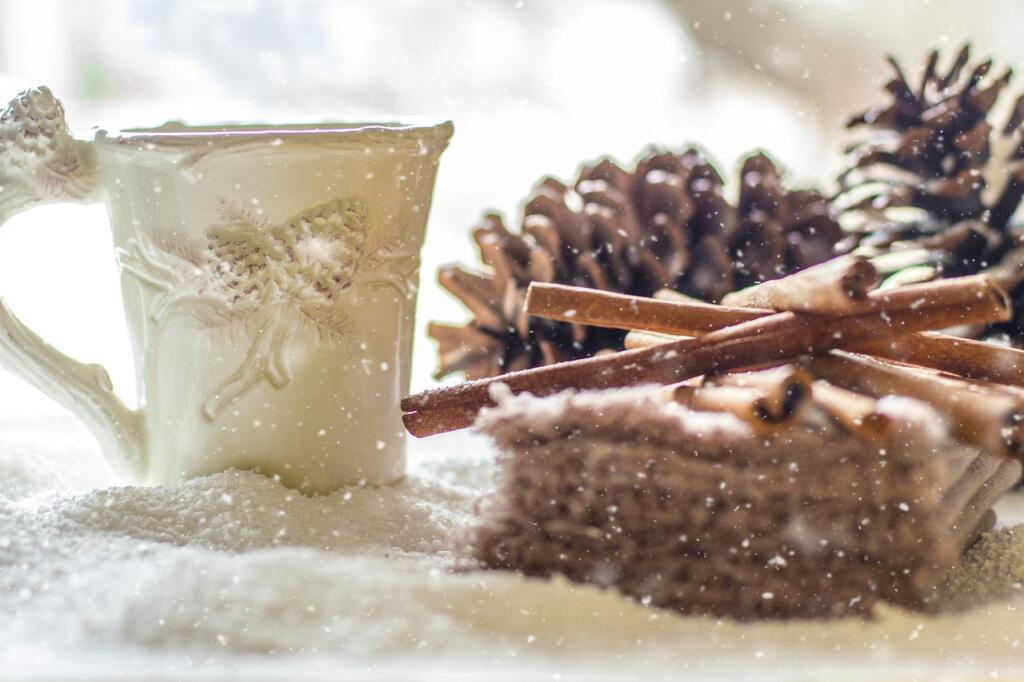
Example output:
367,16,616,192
403,255,1024,459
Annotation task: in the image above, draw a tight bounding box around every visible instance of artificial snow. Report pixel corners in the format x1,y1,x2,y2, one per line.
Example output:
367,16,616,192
2,392,1024,680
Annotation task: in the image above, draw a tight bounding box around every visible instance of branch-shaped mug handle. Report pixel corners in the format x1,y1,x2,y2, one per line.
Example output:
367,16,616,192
0,87,144,479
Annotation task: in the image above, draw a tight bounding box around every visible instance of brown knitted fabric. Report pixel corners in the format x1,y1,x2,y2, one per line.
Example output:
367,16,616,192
460,389,1018,620
429,149,843,379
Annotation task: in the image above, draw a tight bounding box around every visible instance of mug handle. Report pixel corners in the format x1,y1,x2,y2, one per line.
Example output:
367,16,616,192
0,87,144,479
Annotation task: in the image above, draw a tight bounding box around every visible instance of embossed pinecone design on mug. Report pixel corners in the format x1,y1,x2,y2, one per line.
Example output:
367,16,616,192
0,86,98,212
119,198,419,420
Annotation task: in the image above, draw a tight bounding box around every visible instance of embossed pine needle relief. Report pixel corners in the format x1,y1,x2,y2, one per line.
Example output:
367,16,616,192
119,196,419,420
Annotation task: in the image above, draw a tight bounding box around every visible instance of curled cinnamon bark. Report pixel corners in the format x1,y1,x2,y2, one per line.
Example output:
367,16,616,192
524,283,768,335
721,255,879,313
810,380,892,438
402,276,1010,435
663,383,795,430
858,333,1024,388
536,278,1024,385
402,403,484,439
802,352,1024,457
624,329,687,350
704,365,811,421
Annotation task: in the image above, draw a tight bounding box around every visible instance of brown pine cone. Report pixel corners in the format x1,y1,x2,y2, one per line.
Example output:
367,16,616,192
429,148,843,379
839,43,1024,343
842,45,1005,224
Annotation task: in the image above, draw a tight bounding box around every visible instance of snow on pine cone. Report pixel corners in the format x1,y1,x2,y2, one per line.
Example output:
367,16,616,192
429,147,844,379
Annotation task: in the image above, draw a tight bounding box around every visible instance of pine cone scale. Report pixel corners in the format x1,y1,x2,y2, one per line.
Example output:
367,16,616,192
437,266,505,332
428,321,504,380
430,148,843,378
841,43,1024,346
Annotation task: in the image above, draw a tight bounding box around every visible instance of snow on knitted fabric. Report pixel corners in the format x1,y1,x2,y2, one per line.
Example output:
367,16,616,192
463,387,1015,619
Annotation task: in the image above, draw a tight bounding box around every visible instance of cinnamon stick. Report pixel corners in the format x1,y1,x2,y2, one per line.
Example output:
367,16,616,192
624,329,685,350
810,380,891,438
402,403,484,439
721,255,878,313
704,365,811,421
526,276,1003,333
535,279,1024,387
802,352,1024,457
524,283,768,335
858,333,1024,388
402,276,1010,435
663,383,794,430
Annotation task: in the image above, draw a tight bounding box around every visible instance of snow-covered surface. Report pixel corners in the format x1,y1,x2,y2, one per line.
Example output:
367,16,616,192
2,371,1024,681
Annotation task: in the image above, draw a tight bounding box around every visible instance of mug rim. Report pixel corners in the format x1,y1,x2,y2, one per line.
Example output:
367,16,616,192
94,119,454,149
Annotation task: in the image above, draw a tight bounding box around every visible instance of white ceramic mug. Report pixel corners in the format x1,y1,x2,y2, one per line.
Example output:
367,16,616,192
0,87,452,492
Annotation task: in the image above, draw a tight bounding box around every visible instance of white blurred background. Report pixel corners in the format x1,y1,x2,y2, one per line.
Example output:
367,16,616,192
0,0,1019,418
